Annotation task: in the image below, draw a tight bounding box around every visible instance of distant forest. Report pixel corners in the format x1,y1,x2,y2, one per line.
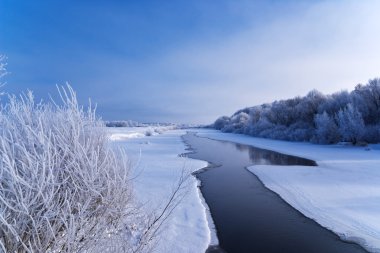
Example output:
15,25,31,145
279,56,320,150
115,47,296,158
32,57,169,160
213,79,380,144
105,120,145,127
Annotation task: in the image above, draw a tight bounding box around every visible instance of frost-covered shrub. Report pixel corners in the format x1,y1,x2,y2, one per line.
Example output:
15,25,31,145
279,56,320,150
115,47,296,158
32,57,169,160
0,55,6,96
145,128,154,136
0,56,6,81
0,86,152,253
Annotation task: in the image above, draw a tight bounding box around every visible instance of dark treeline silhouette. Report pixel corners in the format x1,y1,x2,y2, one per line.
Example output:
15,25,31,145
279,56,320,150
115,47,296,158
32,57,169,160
213,78,380,144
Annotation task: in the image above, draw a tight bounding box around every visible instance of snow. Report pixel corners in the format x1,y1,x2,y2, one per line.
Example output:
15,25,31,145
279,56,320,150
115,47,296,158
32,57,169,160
196,128,380,253
107,126,172,141
108,127,217,252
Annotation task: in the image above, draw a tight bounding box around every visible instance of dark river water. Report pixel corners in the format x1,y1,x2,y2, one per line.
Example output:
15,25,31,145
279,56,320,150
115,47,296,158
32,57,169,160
183,132,368,253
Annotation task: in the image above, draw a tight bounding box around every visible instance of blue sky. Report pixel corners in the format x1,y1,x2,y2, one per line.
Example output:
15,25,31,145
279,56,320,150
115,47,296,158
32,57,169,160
1,0,380,124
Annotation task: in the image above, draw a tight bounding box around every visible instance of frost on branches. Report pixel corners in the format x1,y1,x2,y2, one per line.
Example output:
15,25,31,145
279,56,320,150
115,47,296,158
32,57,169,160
0,86,158,252
214,79,380,144
0,55,7,96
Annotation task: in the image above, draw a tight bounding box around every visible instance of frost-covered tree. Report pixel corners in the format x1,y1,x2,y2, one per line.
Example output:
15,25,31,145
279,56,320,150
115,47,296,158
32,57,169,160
213,78,380,144
286,121,314,142
297,90,326,124
214,116,230,130
351,79,380,125
318,91,351,116
229,111,249,133
362,124,380,143
250,116,274,137
313,111,340,144
336,103,365,144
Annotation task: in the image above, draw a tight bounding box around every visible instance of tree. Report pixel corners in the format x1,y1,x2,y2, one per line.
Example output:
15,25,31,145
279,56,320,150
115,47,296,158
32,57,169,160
230,111,250,133
337,103,365,144
213,78,380,144
214,116,230,130
296,90,326,124
351,79,380,125
314,111,340,144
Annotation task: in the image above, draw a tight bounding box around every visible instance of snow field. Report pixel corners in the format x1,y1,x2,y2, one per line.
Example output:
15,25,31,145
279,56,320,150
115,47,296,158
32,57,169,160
107,126,174,141
109,128,217,253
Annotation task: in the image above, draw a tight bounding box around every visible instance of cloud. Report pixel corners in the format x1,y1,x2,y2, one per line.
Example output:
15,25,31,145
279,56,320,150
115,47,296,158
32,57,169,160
137,0,380,123
4,1,380,124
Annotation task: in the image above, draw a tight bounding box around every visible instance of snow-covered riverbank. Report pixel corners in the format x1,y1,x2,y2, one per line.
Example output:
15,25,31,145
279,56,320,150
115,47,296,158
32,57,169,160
108,127,216,252
196,129,380,253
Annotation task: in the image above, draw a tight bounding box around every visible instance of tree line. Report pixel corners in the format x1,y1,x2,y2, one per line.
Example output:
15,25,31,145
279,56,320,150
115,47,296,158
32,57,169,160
213,78,380,144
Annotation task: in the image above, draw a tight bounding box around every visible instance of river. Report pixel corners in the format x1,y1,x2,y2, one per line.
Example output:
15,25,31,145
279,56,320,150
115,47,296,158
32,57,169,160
183,132,367,253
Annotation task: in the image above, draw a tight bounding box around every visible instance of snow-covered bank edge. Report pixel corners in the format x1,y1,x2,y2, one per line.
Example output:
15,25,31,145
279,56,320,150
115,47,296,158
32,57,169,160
108,128,218,252
247,165,372,252
196,129,380,253
181,134,219,248
195,178,219,247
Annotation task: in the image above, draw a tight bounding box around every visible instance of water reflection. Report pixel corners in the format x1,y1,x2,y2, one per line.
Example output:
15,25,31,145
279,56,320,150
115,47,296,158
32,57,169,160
246,145,317,166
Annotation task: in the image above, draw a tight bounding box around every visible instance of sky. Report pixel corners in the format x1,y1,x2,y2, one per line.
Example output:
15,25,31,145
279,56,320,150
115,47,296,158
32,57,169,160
1,0,380,124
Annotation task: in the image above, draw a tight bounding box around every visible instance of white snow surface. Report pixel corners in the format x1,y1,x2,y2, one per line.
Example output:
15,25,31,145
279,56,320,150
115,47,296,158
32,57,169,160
107,126,173,141
108,127,216,253
196,129,380,253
